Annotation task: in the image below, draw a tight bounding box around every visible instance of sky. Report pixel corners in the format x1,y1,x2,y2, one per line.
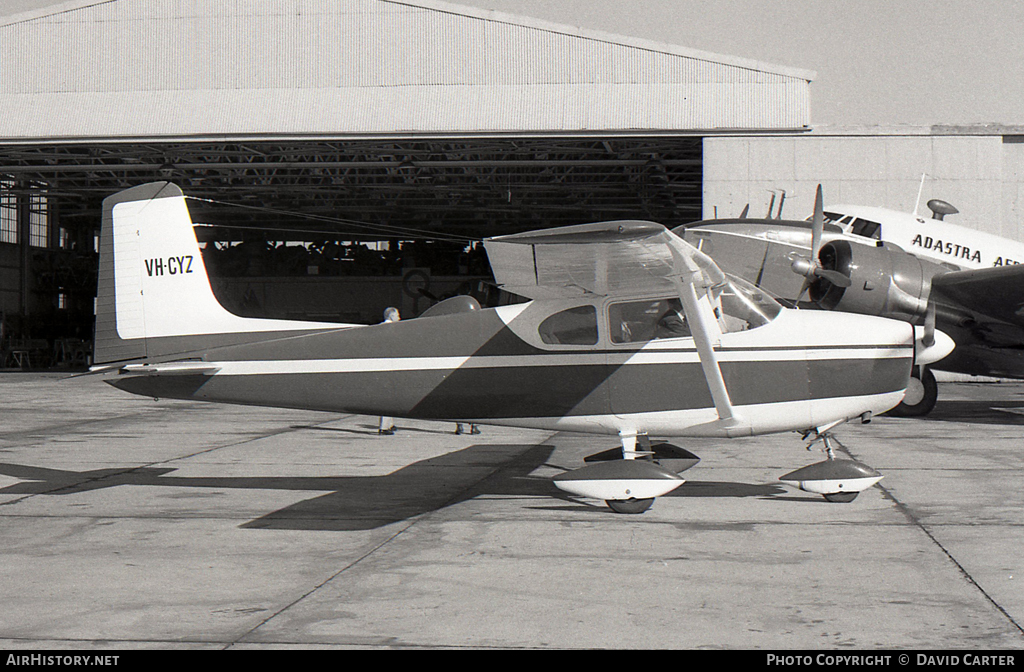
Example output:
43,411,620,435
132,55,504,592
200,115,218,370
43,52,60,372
3,0,1023,127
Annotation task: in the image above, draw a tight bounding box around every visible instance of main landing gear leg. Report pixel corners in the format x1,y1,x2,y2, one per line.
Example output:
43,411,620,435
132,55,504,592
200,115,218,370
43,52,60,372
818,434,858,503
606,432,655,514
780,428,883,503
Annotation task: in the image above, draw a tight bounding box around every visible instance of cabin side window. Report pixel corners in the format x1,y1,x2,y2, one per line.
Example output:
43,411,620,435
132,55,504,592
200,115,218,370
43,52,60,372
538,305,599,345
609,298,690,344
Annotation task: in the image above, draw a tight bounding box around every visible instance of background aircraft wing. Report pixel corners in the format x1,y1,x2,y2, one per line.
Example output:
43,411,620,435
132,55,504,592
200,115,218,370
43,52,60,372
931,264,1024,329
483,220,726,299
929,264,1024,377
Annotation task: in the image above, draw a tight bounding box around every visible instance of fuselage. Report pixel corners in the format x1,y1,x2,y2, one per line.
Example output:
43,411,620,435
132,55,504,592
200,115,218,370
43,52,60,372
110,296,913,439
822,204,1024,270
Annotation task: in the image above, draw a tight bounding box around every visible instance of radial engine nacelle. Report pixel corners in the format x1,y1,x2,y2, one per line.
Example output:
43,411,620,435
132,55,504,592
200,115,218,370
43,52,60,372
808,240,939,323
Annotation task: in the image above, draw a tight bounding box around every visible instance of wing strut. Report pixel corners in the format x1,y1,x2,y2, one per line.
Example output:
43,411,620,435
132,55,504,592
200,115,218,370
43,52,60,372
677,279,735,422
668,246,736,423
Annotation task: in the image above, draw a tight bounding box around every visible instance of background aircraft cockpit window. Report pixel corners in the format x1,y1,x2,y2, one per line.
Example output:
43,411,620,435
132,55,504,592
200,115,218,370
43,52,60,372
716,277,782,332
609,298,690,344
538,305,599,345
810,213,848,233
850,217,881,239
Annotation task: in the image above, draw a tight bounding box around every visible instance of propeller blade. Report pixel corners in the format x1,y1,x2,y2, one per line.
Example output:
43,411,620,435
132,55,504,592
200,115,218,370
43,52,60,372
794,277,812,305
766,193,776,219
739,204,749,219
813,268,852,288
789,186,853,303
811,184,823,258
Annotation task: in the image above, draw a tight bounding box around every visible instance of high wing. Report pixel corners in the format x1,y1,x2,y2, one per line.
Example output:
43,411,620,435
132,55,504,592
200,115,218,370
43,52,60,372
485,220,737,423
483,220,726,300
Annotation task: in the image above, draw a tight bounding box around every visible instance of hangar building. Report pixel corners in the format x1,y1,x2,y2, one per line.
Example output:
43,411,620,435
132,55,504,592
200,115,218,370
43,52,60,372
0,0,1019,368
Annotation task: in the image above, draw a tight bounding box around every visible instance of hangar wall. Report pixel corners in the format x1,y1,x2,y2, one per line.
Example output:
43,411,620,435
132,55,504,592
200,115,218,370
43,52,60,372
703,129,1024,241
0,0,813,140
1004,137,1024,238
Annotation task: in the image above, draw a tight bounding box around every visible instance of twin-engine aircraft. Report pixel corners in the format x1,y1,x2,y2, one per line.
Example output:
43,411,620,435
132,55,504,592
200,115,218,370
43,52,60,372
89,182,916,514
682,188,1024,417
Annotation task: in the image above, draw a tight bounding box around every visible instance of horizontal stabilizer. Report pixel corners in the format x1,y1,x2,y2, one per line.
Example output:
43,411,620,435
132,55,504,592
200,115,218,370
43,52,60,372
120,362,222,376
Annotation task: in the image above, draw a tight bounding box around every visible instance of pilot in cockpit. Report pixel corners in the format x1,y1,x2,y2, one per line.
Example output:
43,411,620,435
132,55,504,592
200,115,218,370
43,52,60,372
654,299,690,339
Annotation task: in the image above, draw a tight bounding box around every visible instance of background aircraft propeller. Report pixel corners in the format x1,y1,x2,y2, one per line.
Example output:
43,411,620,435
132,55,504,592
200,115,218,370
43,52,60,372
791,185,852,303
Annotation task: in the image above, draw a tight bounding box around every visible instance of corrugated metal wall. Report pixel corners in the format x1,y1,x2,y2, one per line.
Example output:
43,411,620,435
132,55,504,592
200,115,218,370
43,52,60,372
0,0,813,139
703,132,1023,240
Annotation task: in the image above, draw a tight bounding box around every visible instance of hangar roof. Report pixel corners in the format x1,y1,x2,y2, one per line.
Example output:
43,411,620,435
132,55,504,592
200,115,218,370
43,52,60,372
0,0,814,142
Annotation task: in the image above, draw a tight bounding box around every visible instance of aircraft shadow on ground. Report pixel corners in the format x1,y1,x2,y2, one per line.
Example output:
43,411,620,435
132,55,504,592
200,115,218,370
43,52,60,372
0,444,800,529
0,444,556,532
243,443,561,531
924,399,1024,425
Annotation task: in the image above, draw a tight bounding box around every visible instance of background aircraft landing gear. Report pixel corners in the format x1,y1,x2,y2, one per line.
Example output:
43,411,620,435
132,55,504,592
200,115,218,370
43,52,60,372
888,366,937,417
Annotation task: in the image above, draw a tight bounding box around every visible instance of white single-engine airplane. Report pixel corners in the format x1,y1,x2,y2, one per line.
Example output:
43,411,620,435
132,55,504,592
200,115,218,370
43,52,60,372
90,182,918,513
682,187,1024,417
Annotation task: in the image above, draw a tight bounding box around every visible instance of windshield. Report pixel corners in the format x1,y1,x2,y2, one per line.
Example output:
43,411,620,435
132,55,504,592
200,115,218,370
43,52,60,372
714,275,782,332
823,211,881,239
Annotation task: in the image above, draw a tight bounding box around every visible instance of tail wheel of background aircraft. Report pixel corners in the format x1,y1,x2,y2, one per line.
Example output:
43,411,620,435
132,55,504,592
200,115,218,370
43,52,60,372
606,498,655,514
888,367,938,417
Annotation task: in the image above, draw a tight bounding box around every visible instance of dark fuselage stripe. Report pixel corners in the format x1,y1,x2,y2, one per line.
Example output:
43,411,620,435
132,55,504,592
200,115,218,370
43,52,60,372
111,355,911,420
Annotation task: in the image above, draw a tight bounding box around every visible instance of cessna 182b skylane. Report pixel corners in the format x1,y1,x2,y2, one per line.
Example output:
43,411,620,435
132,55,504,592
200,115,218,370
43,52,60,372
683,187,1024,417
91,182,919,514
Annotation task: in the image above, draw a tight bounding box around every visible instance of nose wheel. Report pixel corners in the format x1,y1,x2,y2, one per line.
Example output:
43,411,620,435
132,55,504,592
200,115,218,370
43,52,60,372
780,430,883,502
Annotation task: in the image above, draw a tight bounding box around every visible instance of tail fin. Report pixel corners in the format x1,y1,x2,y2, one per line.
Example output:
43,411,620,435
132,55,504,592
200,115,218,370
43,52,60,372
94,182,349,365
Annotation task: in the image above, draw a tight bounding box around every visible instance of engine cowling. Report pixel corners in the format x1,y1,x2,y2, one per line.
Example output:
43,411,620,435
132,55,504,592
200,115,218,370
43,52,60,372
809,240,937,323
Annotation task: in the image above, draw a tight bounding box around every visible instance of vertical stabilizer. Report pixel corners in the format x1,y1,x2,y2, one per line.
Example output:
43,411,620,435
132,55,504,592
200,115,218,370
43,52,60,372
93,182,350,365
